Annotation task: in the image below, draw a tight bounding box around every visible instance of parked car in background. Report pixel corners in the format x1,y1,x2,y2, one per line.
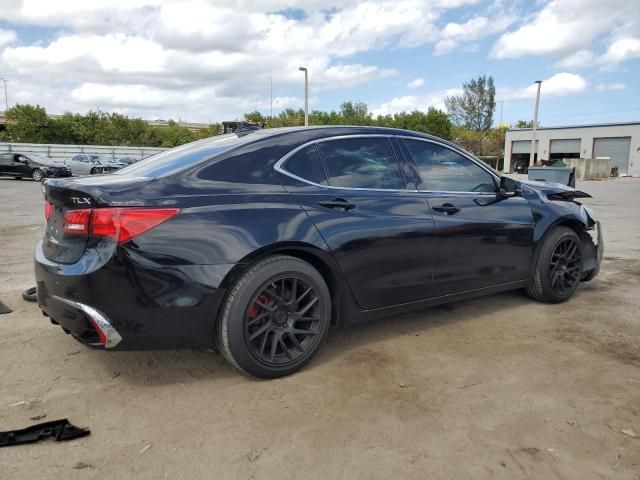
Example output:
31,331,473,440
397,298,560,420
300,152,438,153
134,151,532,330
36,126,602,379
0,152,72,181
114,156,139,165
65,155,127,175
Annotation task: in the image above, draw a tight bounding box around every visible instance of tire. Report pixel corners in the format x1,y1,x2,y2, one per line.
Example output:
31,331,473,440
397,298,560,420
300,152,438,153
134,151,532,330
217,255,331,378
22,286,37,302
31,169,44,182
526,226,583,303
90,168,98,174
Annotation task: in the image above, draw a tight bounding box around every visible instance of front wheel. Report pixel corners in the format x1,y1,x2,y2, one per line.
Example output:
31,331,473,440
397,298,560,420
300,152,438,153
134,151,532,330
217,255,331,378
31,169,44,182
526,226,583,303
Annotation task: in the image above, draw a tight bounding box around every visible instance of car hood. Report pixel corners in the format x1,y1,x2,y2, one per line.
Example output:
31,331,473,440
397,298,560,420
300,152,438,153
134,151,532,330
519,179,591,200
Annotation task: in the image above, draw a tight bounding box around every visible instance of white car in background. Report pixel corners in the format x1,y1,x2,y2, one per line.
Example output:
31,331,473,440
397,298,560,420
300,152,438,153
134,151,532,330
65,154,127,175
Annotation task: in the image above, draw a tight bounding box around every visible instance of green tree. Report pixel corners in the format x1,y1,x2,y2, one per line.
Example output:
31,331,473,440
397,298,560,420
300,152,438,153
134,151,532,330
423,107,452,139
515,119,533,128
445,75,496,131
5,104,51,143
339,101,372,125
244,111,267,126
154,120,197,147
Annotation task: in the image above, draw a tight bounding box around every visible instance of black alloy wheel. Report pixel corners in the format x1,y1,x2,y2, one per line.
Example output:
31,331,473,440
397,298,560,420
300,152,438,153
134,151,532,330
526,226,583,303
548,237,581,296
217,255,331,378
245,276,322,366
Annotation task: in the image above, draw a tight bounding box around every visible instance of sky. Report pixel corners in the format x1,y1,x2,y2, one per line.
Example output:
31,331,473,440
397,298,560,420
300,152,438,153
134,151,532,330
0,0,638,126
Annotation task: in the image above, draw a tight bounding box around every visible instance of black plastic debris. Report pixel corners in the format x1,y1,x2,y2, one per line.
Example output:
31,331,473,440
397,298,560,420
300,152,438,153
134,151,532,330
0,301,11,314
0,419,90,447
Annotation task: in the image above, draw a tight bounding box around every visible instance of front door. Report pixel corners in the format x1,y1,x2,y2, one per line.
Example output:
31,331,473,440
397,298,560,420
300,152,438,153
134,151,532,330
400,138,534,296
277,137,437,310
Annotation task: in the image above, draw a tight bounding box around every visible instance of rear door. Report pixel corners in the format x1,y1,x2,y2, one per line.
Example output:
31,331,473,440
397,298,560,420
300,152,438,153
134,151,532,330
277,136,437,310
400,138,534,296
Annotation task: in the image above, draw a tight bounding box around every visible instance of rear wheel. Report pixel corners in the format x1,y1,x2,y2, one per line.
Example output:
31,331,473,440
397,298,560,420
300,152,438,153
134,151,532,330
31,169,44,182
217,255,331,378
90,167,98,174
526,226,582,303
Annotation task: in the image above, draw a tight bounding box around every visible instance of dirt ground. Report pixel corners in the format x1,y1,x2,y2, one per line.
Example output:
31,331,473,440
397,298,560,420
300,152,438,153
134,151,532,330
1,176,639,479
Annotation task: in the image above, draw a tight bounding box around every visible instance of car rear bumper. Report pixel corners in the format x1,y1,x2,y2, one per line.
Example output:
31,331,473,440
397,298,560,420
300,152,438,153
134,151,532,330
38,292,122,348
34,241,236,350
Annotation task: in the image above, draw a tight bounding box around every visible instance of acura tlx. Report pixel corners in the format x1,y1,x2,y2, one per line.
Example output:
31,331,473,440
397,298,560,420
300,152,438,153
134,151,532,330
35,126,602,378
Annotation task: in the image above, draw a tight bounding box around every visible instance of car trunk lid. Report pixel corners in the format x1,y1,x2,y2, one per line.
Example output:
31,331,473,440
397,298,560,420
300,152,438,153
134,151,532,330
41,176,150,264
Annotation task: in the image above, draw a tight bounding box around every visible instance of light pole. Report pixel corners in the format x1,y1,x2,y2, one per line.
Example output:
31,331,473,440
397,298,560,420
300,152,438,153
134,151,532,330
0,77,8,112
298,66,308,126
267,75,273,118
529,80,542,167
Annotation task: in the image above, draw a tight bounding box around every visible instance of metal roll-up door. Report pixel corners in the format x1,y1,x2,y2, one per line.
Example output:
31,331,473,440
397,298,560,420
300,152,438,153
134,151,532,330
550,139,580,154
593,137,631,175
512,140,537,154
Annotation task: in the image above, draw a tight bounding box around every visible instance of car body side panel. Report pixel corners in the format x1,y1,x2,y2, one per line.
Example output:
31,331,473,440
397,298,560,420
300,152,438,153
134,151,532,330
129,193,330,266
423,193,534,295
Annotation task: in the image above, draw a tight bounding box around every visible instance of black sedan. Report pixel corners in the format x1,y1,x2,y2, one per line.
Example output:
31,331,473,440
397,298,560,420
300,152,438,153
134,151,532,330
0,152,72,181
35,127,602,378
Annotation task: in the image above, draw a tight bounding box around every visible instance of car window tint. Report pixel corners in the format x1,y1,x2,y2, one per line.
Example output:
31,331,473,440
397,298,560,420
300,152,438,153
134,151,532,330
404,140,496,193
118,134,255,178
317,138,404,189
284,145,327,185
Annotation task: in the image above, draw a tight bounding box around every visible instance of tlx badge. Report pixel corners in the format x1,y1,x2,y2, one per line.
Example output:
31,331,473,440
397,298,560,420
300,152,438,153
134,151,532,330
70,197,91,205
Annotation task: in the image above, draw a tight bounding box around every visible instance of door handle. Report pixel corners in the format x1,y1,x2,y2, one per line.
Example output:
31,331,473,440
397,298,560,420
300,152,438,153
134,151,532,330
318,198,356,211
432,203,460,215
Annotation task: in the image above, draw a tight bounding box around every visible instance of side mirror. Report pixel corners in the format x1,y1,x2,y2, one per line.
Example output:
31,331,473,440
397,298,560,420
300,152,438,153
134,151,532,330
498,176,520,198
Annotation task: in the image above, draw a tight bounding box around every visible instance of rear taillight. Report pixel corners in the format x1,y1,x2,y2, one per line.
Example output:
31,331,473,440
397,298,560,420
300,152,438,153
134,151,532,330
63,209,91,234
44,201,54,221
62,208,180,244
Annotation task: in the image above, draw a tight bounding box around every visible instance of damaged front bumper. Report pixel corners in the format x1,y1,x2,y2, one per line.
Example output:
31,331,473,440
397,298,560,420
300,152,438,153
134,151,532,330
582,219,603,281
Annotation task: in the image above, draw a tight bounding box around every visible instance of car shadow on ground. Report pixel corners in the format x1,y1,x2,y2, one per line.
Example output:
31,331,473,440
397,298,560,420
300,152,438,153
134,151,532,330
85,288,540,386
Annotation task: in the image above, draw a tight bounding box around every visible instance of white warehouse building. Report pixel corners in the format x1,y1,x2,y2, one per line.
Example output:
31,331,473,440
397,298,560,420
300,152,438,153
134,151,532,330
504,122,640,177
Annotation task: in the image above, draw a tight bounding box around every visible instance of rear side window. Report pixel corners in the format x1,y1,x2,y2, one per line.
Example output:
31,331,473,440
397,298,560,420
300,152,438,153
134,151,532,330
117,134,256,178
317,138,404,189
404,140,496,193
284,145,327,185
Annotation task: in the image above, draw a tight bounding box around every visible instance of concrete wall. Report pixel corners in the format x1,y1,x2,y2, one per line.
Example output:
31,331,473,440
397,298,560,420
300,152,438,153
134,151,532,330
563,158,611,180
504,123,640,177
0,142,167,164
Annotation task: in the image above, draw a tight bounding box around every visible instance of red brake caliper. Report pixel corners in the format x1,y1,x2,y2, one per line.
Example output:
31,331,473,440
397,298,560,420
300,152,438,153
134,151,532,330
248,294,269,322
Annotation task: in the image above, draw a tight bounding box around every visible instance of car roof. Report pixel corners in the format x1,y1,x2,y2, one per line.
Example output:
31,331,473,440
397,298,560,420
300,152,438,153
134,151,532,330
234,125,436,140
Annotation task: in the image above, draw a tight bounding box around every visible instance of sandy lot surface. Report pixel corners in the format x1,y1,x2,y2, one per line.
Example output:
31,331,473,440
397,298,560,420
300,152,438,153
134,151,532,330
1,176,639,479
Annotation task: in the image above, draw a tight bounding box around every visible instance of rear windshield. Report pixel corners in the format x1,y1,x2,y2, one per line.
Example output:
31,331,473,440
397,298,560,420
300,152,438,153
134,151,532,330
115,134,254,178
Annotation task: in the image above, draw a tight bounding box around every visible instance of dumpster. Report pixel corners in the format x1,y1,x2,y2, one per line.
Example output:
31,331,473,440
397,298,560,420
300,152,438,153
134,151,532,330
528,167,575,187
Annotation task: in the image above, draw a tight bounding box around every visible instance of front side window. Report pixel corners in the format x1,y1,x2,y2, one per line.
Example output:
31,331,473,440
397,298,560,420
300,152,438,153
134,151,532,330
316,138,404,189
284,145,328,185
404,140,496,193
